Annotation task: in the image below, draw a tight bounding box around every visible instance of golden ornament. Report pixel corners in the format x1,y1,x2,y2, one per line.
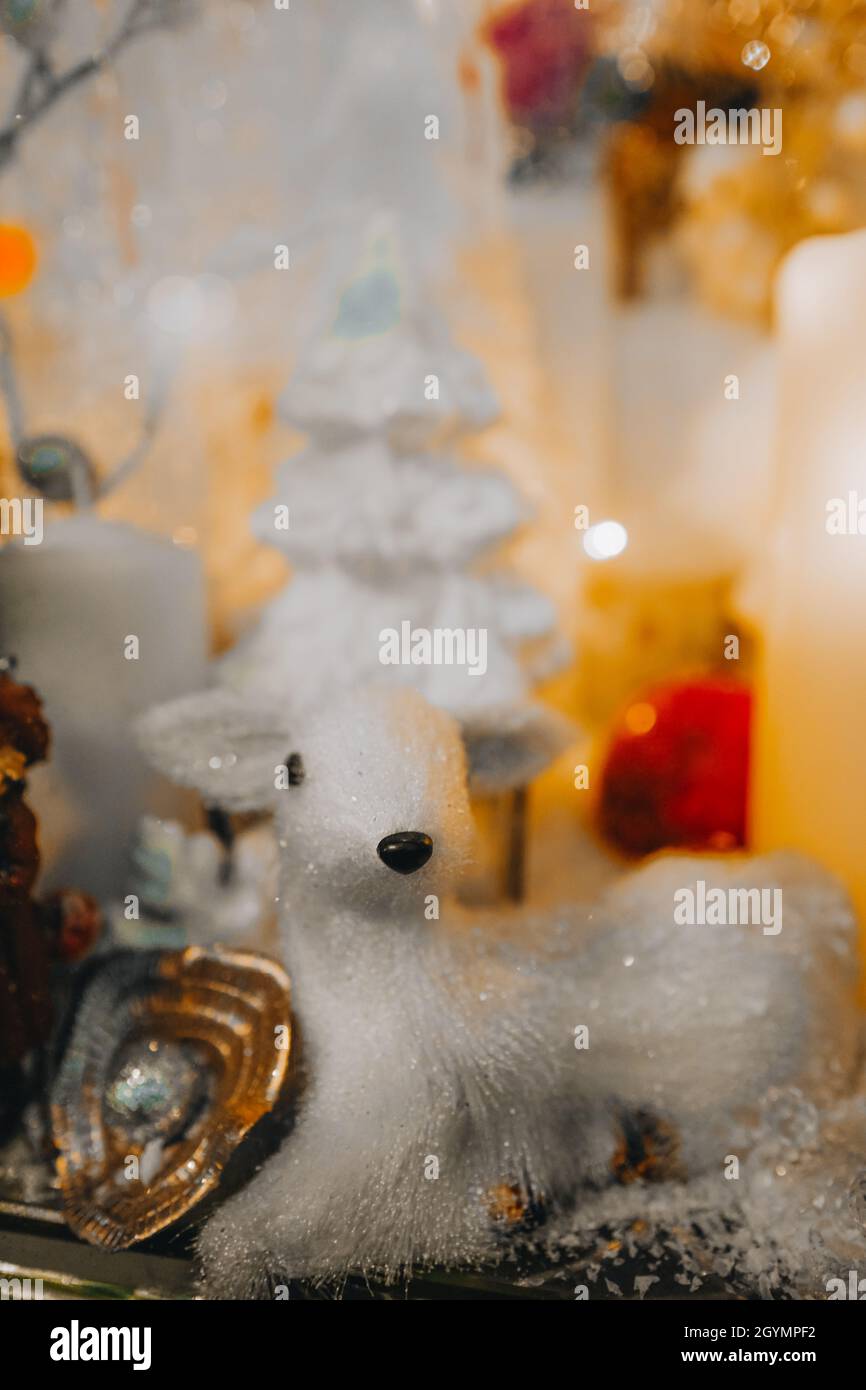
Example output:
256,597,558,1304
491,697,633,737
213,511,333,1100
51,946,293,1250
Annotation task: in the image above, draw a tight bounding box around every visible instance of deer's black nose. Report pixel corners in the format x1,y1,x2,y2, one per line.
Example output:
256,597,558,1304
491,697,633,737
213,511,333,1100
376,831,433,875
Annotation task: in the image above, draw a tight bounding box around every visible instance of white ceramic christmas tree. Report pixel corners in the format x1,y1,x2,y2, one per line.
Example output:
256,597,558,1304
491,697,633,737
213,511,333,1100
218,224,570,794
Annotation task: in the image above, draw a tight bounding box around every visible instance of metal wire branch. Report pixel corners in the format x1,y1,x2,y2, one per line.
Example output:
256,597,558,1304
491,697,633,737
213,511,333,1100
0,1,186,175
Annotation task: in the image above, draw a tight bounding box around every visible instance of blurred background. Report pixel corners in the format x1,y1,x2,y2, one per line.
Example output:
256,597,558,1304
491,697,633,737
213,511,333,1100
2,0,866,1298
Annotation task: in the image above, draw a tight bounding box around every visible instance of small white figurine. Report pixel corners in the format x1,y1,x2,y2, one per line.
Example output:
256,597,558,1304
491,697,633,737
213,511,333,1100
110,814,278,953
217,219,570,795
138,686,862,1295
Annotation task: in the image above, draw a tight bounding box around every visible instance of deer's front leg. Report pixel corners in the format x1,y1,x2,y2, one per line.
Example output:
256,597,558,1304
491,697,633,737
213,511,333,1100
197,1117,373,1298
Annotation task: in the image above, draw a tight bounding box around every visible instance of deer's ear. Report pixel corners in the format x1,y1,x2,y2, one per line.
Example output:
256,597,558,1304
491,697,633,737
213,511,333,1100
462,703,576,795
136,689,291,812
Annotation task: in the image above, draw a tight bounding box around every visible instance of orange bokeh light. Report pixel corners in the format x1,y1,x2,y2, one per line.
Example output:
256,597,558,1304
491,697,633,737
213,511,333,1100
624,701,658,735
0,224,38,297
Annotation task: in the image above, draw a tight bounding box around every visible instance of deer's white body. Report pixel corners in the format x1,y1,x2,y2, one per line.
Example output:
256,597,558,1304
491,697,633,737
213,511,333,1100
139,688,861,1296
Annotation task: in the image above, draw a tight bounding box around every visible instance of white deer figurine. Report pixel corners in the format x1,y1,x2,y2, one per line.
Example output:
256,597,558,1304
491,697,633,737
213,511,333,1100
138,686,861,1296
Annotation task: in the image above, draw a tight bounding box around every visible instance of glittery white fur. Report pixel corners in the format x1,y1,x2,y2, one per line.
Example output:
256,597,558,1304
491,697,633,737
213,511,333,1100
139,687,861,1296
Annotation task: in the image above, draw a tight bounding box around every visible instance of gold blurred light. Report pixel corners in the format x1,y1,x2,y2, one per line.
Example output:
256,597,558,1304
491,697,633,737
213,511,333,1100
624,702,658,735
618,47,655,91
742,38,771,69
729,0,762,26
767,13,802,47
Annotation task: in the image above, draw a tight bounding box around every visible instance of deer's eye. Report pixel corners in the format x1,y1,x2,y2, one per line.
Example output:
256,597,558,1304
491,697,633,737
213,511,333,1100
286,752,305,786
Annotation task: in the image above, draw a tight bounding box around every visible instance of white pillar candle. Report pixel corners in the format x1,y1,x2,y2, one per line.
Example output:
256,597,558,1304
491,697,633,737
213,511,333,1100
0,515,207,902
610,296,776,578
507,170,614,527
751,229,866,944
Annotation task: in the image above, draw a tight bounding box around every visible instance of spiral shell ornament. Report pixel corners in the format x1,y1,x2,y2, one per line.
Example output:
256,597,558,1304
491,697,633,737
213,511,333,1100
51,946,292,1250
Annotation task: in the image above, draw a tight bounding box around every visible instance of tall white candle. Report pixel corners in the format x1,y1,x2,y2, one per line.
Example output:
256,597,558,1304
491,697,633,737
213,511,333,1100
752,229,866,945
0,515,207,901
610,295,776,577
507,169,614,526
